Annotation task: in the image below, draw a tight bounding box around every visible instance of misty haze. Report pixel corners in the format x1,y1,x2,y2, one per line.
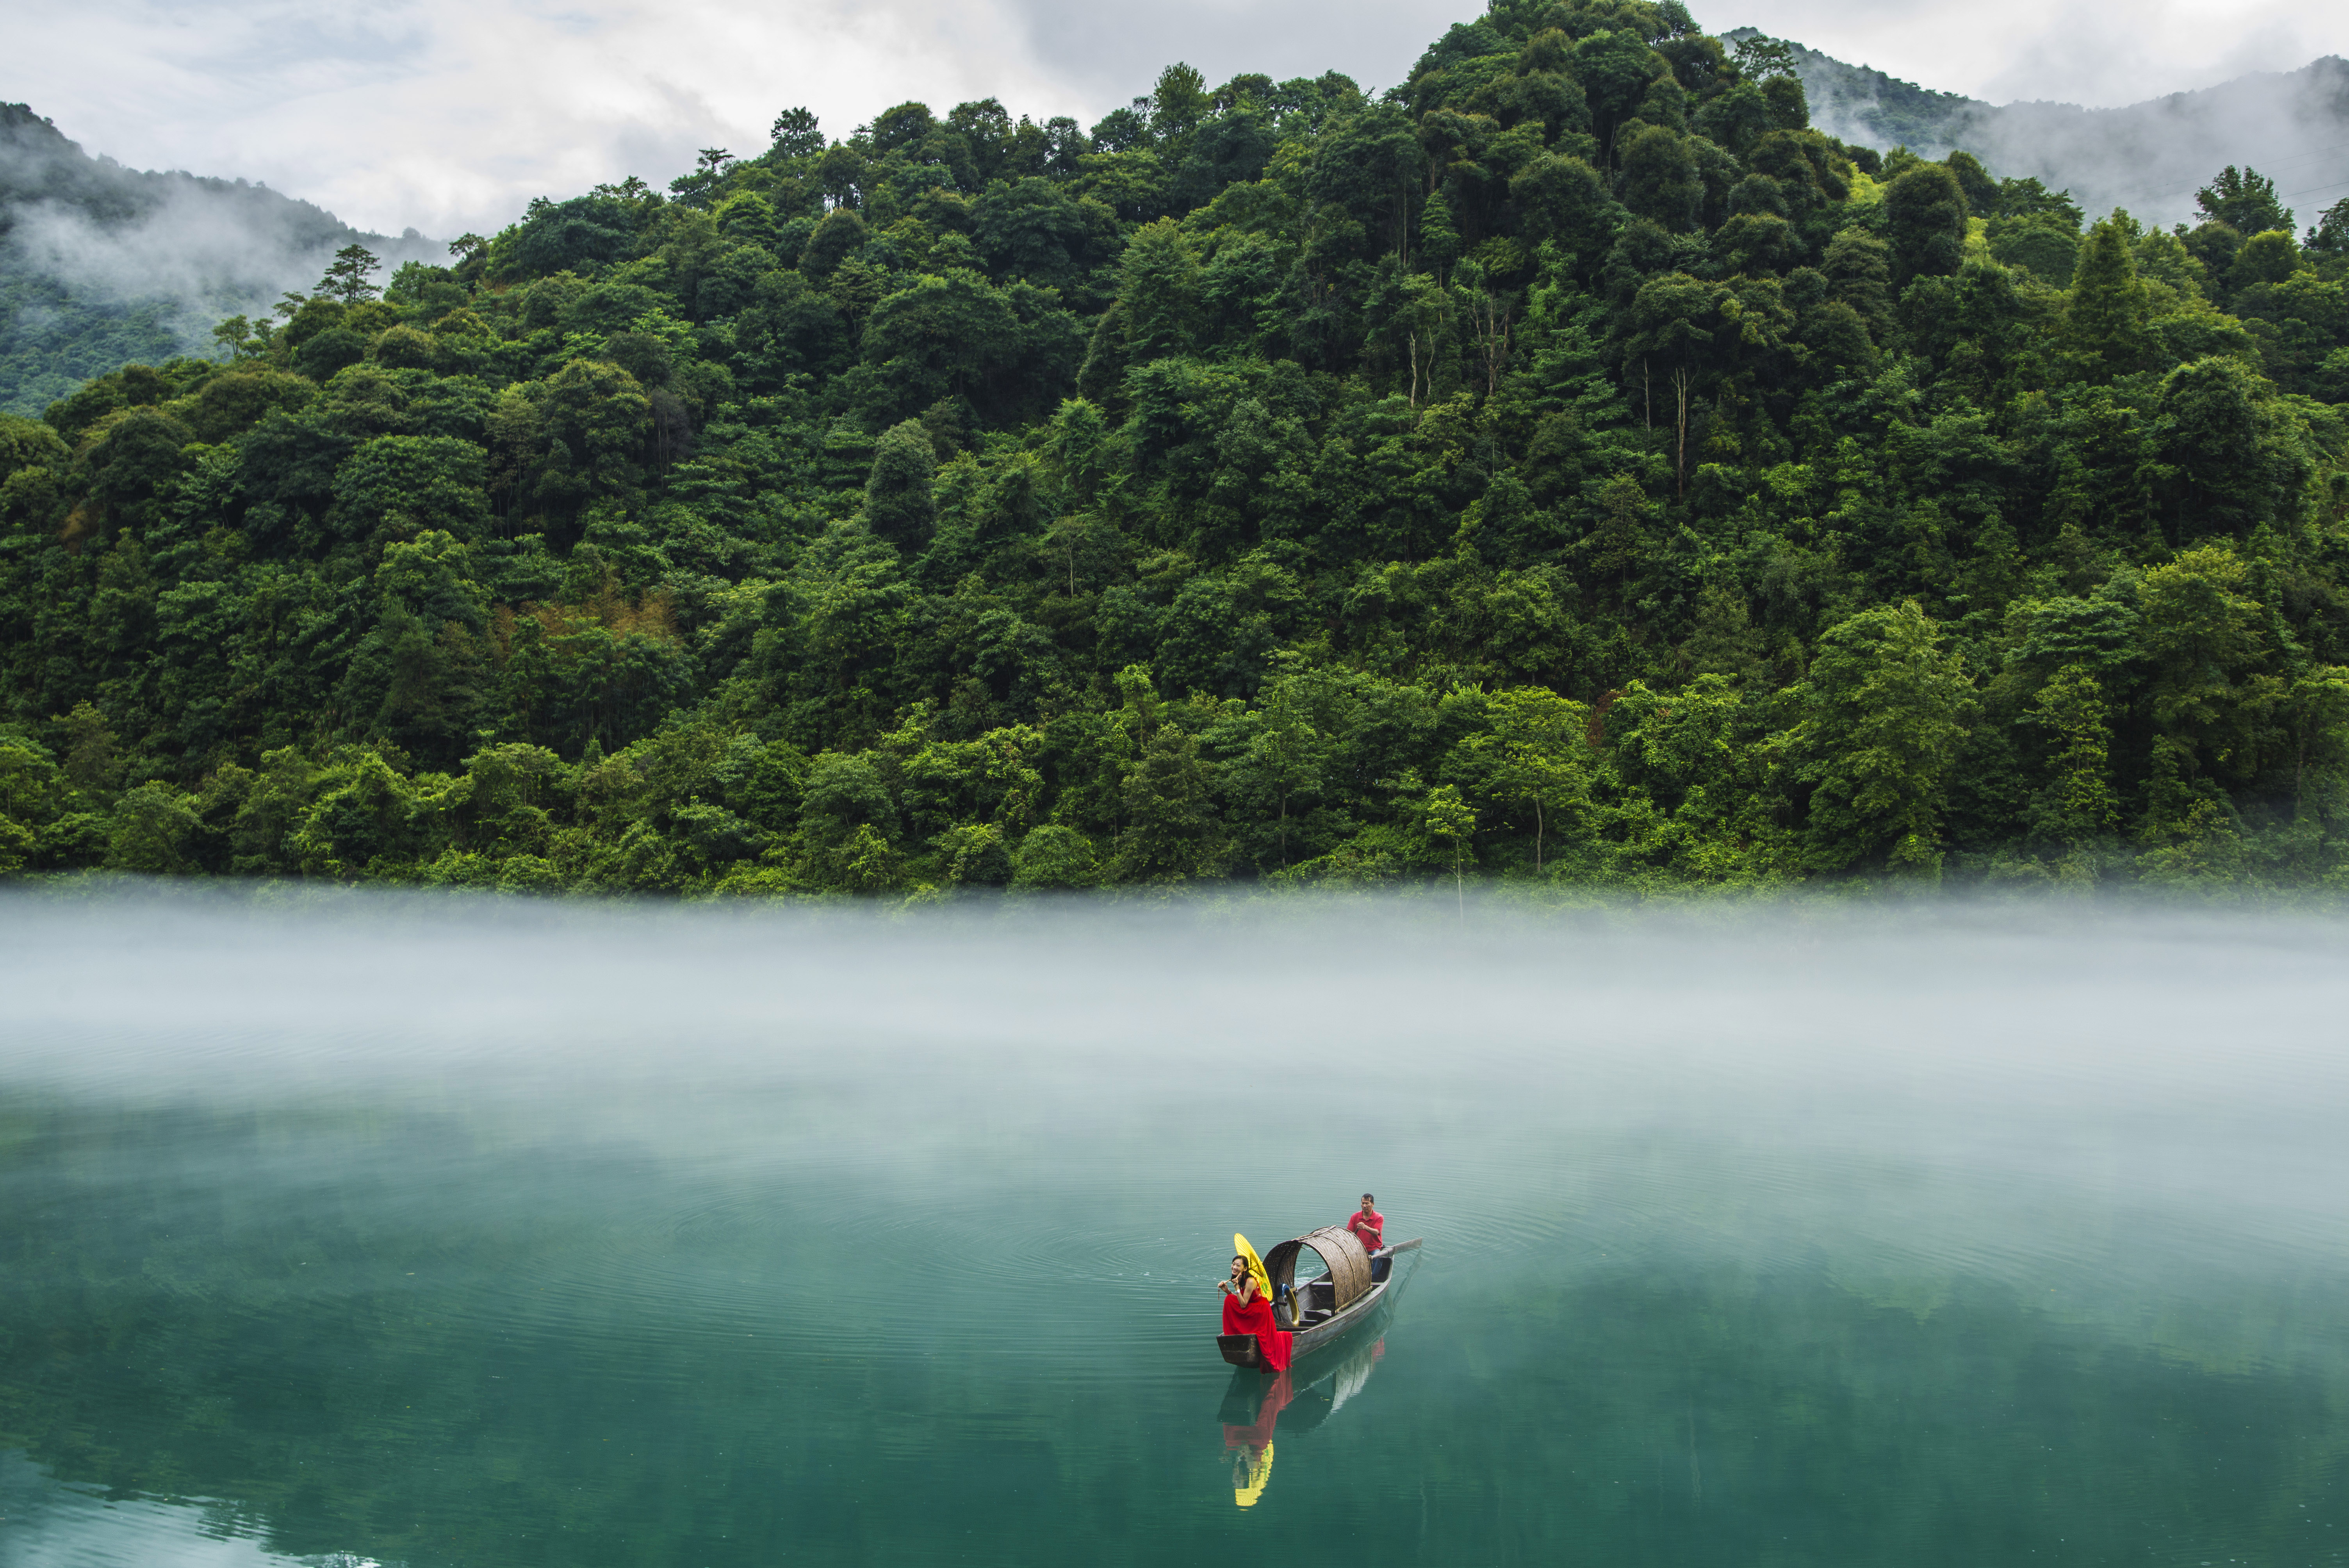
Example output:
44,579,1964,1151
5,888,2349,1563
0,106,442,416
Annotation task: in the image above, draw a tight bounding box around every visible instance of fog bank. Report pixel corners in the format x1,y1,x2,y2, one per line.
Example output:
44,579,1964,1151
1784,43,2349,227
7,889,2344,1247
1,104,440,413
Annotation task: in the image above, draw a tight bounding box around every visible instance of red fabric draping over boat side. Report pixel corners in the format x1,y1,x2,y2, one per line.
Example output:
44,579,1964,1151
1222,1290,1293,1371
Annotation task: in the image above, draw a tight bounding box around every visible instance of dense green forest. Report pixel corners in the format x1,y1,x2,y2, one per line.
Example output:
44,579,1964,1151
4,0,2349,897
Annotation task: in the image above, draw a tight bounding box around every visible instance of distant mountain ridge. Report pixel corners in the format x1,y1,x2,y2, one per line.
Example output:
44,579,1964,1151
5,41,2345,416
0,104,438,415
0,104,355,242
1729,33,2349,229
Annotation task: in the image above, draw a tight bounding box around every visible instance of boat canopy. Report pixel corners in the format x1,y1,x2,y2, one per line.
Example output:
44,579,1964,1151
1263,1225,1373,1312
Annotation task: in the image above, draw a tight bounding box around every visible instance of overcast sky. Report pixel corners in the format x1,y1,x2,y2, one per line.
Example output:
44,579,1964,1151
9,0,2344,237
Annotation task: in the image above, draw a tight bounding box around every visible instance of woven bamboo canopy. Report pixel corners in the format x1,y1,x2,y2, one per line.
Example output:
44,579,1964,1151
1263,1225,1373,1314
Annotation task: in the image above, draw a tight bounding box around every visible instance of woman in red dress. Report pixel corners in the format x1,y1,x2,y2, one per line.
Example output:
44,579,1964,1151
1219,1254,1293,1371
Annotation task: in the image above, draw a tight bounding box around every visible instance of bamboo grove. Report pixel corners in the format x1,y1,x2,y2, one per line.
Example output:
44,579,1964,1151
4,0,2349,896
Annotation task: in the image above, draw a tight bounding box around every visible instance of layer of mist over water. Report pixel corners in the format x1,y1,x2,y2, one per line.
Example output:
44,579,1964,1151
3,888,2347,1565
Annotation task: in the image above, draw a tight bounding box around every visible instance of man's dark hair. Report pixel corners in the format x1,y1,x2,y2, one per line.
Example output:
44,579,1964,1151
1362,1192,1374,1202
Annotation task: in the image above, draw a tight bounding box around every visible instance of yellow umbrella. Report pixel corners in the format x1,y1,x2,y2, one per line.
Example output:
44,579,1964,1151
1233,1233,1273,1304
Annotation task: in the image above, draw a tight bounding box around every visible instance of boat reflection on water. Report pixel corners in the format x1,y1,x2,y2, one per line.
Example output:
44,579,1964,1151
1222,1368,1293,1506
1216,1327,1390,1507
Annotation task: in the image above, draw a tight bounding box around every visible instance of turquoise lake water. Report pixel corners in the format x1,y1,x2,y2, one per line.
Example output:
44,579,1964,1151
2,893,2346,1565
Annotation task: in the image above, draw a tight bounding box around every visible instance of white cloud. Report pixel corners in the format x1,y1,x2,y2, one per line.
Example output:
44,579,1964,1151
12,0,1095,234
1720,0,2344,107
10,0,2344,236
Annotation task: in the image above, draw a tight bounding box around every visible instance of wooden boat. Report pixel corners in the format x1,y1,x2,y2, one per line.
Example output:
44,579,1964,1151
1217,1226,1421,1370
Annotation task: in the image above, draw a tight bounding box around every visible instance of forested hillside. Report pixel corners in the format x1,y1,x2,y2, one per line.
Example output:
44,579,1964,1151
4,0,2349,897
0,104,436,416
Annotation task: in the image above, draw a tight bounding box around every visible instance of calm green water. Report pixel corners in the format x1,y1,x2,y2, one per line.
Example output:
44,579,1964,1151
3,893,2347,1566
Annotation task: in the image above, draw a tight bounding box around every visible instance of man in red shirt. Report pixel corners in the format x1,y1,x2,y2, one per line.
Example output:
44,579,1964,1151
1346,1193,1384,1257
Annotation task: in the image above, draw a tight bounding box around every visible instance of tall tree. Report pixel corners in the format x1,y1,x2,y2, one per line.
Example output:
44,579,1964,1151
1787,601,1978,877
1458,687,1590,873
2067,218,2150,379
1884,164,1968,285
2024,664,2118,879
2195,166,2292,236
770,107,824,158
315,244,381,304
865,421,939,544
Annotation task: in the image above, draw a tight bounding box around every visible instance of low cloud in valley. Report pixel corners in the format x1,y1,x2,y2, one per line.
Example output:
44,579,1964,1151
5,0,2343,236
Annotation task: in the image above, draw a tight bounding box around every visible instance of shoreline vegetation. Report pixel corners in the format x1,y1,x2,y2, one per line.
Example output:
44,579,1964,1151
5,4,2349,902
5,866,2348,913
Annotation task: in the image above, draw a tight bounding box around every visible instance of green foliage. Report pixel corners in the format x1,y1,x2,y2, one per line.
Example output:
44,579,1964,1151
2309,198,2349,258
1884,163,1968,284
1788,601,1977,877
0,104,410,414
2067,219,2150,378
2196,166,2292,237
4,10,2349,898
865,420,938,543
1422,781,1476,907
770,107,825,160
2023,663,2117,877
317,244,383,305
1451,685,1590,872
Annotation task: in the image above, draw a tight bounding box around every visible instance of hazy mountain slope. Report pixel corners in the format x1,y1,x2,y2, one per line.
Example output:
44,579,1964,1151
0,105,438,415
1734,33,2349,228
7,39,2341,417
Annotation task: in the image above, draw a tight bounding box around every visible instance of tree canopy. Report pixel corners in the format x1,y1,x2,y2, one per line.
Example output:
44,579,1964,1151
4,5,2348,899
